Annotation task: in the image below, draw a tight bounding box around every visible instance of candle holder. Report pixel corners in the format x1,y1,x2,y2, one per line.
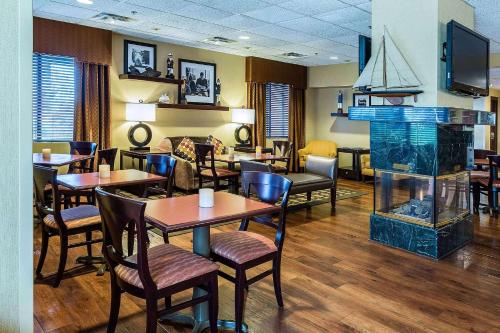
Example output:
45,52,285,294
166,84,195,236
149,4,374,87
99,164,111,178
199,188,214,208
42,148,51,159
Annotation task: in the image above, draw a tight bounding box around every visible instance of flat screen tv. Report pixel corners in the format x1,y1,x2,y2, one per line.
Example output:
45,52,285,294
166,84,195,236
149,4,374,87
359,35,371,75
445,20,489,97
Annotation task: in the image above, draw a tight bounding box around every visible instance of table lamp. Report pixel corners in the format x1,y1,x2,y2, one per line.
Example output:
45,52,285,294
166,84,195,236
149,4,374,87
231,108,255,147
126,101,156,150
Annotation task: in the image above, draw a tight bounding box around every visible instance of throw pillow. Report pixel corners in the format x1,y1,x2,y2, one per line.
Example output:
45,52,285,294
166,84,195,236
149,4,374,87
207,135,224,155
174,137,196,162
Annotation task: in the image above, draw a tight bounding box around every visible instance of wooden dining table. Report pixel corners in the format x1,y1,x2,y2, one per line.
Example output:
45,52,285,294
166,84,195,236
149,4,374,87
213,152,289,171
33,153,92,167
57,169,166,190
145,191,280,333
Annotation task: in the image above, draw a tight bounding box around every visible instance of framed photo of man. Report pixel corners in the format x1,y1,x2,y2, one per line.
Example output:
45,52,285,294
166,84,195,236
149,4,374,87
124,40,157,74
178,59,216,105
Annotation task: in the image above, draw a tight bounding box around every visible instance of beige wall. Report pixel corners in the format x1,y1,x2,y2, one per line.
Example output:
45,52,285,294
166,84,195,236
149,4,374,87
475,88,500,149
111,33,246,155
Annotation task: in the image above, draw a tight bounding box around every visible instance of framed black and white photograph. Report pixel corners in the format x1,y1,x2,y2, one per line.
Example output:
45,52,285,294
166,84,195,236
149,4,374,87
178,58,216,105
124,40,157,74
353,93,371,107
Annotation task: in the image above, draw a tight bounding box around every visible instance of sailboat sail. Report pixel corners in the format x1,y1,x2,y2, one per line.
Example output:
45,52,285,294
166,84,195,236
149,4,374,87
353,27,421,90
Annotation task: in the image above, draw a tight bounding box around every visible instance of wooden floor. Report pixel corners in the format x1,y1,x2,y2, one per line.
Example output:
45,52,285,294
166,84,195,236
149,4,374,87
34,179,500,333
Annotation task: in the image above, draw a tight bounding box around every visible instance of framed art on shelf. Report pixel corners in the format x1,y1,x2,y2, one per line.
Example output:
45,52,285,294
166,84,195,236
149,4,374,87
124,40,157,74
178,59,216,105
353,93,371,107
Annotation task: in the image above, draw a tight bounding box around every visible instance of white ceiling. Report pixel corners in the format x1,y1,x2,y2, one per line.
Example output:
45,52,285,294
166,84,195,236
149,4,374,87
33,0,500,68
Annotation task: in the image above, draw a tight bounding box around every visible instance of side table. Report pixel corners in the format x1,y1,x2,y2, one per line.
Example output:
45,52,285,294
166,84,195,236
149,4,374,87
337,147,370,181
120,149,170,171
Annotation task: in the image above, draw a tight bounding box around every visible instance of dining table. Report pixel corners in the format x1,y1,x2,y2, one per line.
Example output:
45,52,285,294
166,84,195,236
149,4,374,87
213,152,289,171
33,153,92,167
145,191,280,333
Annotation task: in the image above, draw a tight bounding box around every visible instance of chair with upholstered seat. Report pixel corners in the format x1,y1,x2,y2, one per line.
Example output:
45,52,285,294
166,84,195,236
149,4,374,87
478,155,500,215
297,140,337,169
95,188,219,333
471,149,496,213
360,154,373,182
97,148,118,170
195,143,239,193
210,171,292,333
270,140,293,174
34,165,103,287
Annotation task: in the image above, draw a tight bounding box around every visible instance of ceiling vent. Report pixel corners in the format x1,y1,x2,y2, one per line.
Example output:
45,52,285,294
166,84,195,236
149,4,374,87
203,37,238,45
280,52,307,59
92,13,136,23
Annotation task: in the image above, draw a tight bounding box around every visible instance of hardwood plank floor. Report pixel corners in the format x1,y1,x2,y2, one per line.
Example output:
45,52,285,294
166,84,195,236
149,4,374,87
33,179,500,333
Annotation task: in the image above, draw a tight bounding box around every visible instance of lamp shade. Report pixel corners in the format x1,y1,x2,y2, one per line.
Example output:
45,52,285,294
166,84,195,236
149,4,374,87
231,108,255,125
125,102,156,122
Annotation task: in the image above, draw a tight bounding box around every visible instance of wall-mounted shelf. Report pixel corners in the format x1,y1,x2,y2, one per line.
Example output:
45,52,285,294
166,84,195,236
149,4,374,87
331,112,348,117
119,74,181,85
157,103,229,111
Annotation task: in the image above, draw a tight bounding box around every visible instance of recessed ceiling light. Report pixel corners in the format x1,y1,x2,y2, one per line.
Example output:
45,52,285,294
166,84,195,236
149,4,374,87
77,0,93,4
238,35,250,40
329,56,339,60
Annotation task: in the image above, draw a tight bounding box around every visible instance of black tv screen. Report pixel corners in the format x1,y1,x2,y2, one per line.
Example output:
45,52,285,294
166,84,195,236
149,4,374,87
446,20,489,96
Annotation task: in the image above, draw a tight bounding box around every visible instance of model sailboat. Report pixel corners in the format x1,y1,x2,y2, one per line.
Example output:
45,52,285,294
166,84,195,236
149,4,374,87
354,27,423,99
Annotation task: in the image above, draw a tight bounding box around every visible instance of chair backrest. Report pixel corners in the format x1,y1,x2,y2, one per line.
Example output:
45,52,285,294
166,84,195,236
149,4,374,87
273,141,293,158
194,143,216,177
306,140,337,157
33,165,64,230
97,148,118,171
69,141,98,173
240,171,293,251
487,155,500,182
475,149,496,159
240,160,273,193
305,156,338,180
95,188,156,290
145,154,177,197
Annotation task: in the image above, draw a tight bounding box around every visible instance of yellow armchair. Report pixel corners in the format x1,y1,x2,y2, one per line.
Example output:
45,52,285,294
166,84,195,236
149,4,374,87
360,154,374,181
298,140,337,168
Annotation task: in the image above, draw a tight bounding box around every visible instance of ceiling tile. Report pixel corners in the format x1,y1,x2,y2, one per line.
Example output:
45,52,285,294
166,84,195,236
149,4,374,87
151,13,239,37
37,2,99,19
214,14,268,30
330,34,359,47
356,2,372,13
339,0,370,5
278,0,349,16
187,0,271,14
244,6,304,23
49,0,120,11
124,0,192,13
172,3,234,21
337,19,372,35
247,24,317,43
278,17,352,39
105,2,165,21
315,6,370,25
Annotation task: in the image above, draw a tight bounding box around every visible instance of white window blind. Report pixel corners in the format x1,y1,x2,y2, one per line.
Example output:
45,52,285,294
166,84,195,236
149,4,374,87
265,83,289,138
32,53,75,141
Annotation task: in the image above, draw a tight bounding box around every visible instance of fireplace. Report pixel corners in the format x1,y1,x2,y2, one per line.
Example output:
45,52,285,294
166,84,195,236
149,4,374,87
348,106,495,259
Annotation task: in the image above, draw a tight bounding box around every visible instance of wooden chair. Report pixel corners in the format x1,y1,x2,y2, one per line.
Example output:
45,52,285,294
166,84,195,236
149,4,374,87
95,188,219,333
472,149,496,213
478,155,500,216
97,148,118,170
195,143,239,192
271,140,293,174
210,171,292,333
34,165,103,287
240,160,273,173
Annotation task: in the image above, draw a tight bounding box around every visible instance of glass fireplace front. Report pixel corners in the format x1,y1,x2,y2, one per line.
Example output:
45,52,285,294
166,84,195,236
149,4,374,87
374,170,470,228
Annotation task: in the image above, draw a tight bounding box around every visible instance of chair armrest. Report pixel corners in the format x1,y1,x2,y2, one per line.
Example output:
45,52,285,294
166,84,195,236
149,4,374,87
173,157,196,191
298,147,310,160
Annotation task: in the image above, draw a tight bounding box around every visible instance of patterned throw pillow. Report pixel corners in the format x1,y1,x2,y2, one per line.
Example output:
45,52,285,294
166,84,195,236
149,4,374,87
207,135,224,155
174,137,196,162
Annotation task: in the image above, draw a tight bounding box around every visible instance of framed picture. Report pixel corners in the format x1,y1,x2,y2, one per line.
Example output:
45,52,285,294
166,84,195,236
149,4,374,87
178,58,216,105
124,40,157,74
353,93,371,107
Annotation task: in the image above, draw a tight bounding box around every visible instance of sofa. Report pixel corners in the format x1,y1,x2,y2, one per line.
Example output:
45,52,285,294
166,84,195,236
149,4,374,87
155,136,225,192
297,140,337,168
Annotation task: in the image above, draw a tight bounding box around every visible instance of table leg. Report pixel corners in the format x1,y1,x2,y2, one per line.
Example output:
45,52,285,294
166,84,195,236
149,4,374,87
159,226,248,332
120,152,124,170
139,157,144,171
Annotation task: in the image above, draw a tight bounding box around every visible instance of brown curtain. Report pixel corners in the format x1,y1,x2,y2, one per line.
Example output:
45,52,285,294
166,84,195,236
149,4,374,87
289,87,305,172
74,62,111,149
247,82,267,147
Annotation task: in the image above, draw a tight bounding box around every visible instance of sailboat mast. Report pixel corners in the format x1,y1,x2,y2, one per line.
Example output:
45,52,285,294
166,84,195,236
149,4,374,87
382,29,387,88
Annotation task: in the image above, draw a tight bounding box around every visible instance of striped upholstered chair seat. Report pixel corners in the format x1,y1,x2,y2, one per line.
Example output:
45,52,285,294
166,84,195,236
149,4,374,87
43,205,101,229
470,170,489,181
210,231,277,264
114,244,219,289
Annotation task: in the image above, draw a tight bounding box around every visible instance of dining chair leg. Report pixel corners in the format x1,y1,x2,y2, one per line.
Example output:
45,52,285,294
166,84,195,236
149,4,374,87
127,223,135,256
86,230,93,258
208,274,219,333
234,267,246,333
36,228,49,277
162,232,169,244
54,235,68,287
165,296,171,309
472,182,480,214
145,298,158,333
489,189,494,216
306,192,312,201
214,178,219,192
272,256,284,308
107,277,121,333
331,187,337,209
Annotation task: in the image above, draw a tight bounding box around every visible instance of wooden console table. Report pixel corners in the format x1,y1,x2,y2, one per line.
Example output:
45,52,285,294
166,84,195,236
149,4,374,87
337,147,370,181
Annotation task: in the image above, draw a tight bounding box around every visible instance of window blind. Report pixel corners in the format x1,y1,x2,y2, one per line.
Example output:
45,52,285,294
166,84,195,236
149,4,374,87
265,83,289,138
32,53,76,141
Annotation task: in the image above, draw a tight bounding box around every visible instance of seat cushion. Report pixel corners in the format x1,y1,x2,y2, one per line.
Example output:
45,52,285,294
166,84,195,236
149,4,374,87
210,231,277,264
200,168,239,178
478,178,500,188
470,170,489,182
43,204,101,229
362,167,374,177
285,173,331,187
115,244,219,289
